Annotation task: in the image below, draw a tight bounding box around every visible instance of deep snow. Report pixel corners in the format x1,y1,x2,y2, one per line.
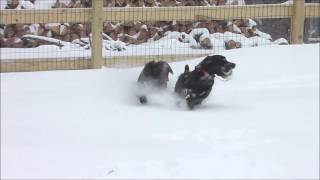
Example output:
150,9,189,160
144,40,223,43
1,44,319,178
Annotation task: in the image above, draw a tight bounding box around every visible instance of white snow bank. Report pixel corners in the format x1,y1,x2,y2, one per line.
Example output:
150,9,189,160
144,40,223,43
1,44,319,179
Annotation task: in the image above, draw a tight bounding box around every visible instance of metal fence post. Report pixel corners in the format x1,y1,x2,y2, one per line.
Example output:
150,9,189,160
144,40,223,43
91,0,103,69
292,0,305,44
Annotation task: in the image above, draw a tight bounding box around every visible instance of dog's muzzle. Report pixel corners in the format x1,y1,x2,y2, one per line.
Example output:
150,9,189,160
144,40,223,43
218,63,236,81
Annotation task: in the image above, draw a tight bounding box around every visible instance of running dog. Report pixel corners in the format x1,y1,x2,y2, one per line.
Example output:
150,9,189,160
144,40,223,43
137,60,173,104
175,55,236,109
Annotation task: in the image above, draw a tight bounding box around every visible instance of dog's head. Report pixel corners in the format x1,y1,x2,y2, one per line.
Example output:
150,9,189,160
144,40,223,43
138,60,173,88
196,55,236,80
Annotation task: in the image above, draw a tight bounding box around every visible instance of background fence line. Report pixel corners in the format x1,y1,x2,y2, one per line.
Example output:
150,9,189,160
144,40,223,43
2,3,320,24
0,0,319,72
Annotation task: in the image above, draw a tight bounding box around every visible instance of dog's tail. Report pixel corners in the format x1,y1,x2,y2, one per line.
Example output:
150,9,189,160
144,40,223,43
139,95,148,104
184,64,189,73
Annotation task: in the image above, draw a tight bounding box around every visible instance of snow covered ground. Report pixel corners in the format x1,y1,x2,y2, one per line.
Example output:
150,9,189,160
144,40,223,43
1,44,319,178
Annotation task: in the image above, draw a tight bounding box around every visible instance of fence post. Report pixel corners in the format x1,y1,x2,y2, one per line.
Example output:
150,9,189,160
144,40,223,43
91,0,103,69
292,0,305,44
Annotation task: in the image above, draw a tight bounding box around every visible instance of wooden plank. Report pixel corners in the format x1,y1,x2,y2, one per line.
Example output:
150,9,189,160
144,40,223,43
103,4,293,22
0,4,296,25
292,0,305,44
0,54,207,72
0,59,90,73
91,0,103,69
0,8,91,24
305,3,320,17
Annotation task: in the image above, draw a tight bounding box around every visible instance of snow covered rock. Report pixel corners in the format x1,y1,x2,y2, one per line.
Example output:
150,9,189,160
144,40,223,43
105,39,126,51
189,28,210,42
225,39,241,49
189,28,213,49
5,0,19,9
226,0,246,5
273,38,289,45
254,28,272,40
52,0,68,8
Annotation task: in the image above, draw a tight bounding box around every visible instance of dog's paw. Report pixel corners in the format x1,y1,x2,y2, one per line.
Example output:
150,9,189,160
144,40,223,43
139,96,148,104
187,101,195,110
183,89,192,97
185,92,196,101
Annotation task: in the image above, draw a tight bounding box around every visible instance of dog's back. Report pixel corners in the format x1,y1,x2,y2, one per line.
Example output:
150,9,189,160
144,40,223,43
175,64,214,109
138,61,173,88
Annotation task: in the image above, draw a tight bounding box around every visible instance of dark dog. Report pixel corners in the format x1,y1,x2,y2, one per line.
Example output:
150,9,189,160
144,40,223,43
175,55,236,109
137,60,173,104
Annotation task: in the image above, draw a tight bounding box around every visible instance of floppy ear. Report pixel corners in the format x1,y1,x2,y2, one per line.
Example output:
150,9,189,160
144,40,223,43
194,64,202,72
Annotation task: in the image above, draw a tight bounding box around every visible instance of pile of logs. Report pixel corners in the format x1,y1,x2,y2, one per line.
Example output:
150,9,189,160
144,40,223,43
3,0,229,9
0,23,91,48
1,0,276,50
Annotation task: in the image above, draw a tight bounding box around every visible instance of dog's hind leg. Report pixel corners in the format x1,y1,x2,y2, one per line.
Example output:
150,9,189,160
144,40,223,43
186,97,203,110
139,95,148,104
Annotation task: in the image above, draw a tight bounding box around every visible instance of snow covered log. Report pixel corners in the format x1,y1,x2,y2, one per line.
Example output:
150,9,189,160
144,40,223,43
21,34,65,47
1,37,24,48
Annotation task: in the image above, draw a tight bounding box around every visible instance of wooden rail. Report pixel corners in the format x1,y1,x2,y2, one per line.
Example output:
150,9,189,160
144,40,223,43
0,8,91,24
305,3,320,17
0,54,205,72
1,4,320,24
103,4,293,22
0,58,91,73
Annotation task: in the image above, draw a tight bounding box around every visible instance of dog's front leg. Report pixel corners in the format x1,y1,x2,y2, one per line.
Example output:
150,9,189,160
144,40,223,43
197,89,212,100
184,89,200,110
182,88,195,99
185,89,212,109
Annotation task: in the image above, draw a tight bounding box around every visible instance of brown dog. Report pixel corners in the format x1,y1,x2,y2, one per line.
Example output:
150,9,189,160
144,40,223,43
137,60,173,104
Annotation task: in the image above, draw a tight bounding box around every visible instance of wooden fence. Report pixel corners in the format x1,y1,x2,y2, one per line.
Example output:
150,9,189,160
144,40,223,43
0,0,319,72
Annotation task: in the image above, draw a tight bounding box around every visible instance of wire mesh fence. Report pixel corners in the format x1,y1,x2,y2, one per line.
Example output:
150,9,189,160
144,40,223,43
0,0,319,72
0,1,91,72
305,1,320,43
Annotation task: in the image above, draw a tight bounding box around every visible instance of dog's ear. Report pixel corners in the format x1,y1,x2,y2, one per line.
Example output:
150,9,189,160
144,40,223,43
184,65,190,73
194,65,202,72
